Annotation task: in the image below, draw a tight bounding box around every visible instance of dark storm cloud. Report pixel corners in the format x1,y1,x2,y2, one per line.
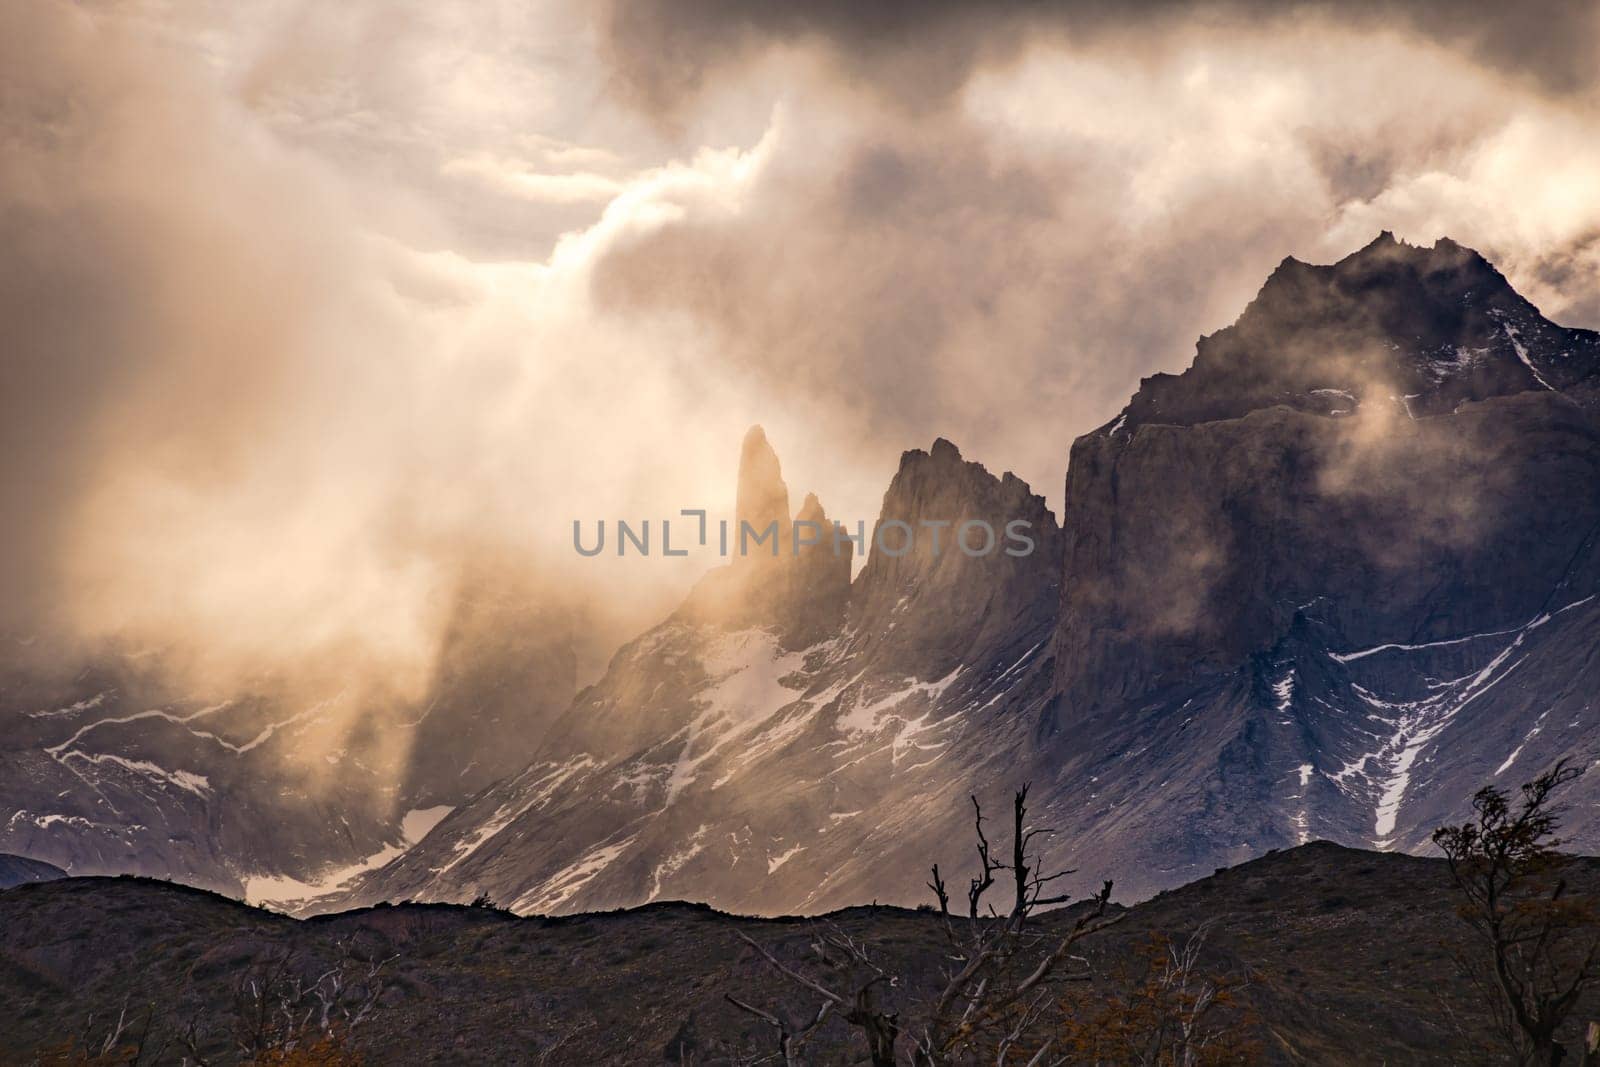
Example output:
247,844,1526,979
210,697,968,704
598,0,1600,111
588,112,1320,499
585,0,1600,515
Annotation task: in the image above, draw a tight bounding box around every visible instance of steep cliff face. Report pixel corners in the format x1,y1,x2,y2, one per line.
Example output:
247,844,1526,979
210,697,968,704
1044,235,1600,892
850,438,1061,677
1055,395,1600,711
1056,234,1600,712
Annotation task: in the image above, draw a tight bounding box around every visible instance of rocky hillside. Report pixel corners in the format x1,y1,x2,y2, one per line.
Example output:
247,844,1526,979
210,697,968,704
0,852,62,889
3,844,1597,1064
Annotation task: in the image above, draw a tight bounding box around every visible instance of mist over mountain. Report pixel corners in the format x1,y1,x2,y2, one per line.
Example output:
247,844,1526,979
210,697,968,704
0,569,585,905
319,235,1600,913
4,235,1598,920
10,3,1600,1061
338,430,1063,914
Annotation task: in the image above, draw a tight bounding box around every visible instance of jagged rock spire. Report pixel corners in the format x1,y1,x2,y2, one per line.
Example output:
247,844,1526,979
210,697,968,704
681,426,850,645
848,438,1062,675
736,426,790,552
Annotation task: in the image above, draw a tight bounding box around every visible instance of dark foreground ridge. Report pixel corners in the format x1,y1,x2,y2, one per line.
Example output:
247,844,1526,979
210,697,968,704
4,843,1598,1064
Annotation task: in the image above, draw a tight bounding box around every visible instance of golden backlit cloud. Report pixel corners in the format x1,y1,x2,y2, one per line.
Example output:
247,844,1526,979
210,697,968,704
3,0,1600,732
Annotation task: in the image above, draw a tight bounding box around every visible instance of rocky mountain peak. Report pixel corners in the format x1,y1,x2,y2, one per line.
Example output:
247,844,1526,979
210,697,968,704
795,491,825,523
849,439,1062,674
320,241,1600,922
789,491,851,646
680,426,849,645
1059,237,1600,715
1111,235,1600,432
1246,232,1514,340
736,425,789,544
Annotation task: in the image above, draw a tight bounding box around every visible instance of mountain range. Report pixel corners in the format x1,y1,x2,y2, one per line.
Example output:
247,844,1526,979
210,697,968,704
343,233,1600,912
4,233,1598,915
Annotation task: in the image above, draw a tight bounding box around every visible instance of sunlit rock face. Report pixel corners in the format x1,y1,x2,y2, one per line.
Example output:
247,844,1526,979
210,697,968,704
735,425,791,546
679,425,852,647
338,429,1063,915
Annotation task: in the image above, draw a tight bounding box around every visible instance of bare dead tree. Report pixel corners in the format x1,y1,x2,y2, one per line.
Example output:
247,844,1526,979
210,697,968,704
1154,922,1232,1066
231,952,300,1058
1044,922,1259,1066
97,999,130,1059
305,944,393,1035
1434,760,1600,1066
734,926,900,1066
725,992,832,1065
912,784,1123,1063
732,784,1121,1065
45,997,170,1066
199,939,394,1062
535,1020,598,1064
1127,922,1252,1067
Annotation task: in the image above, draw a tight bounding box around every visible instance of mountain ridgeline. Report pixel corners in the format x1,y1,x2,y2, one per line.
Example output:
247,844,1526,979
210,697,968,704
336,233,1600,913
5,234,1598,916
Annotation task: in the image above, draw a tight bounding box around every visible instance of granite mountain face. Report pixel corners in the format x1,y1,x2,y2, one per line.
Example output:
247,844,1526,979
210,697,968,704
338,234,1600,914
1048,234,1600,892
6,235,1599,914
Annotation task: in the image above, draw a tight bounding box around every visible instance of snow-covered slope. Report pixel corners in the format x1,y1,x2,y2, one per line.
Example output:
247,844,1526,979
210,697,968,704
0,571,579,900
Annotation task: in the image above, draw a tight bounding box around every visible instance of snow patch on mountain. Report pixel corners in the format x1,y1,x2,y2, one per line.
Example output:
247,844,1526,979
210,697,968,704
402,805,454,844
666,630,811,800
513,833,639,913
837,667,961,735
1330,599,1593,848
1290,763,1315,845
438,756,595,874
245,841,408,910
767,845,804,874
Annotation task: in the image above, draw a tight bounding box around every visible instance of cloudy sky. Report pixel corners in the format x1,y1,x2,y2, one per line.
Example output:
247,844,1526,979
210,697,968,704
5,0,1600,691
